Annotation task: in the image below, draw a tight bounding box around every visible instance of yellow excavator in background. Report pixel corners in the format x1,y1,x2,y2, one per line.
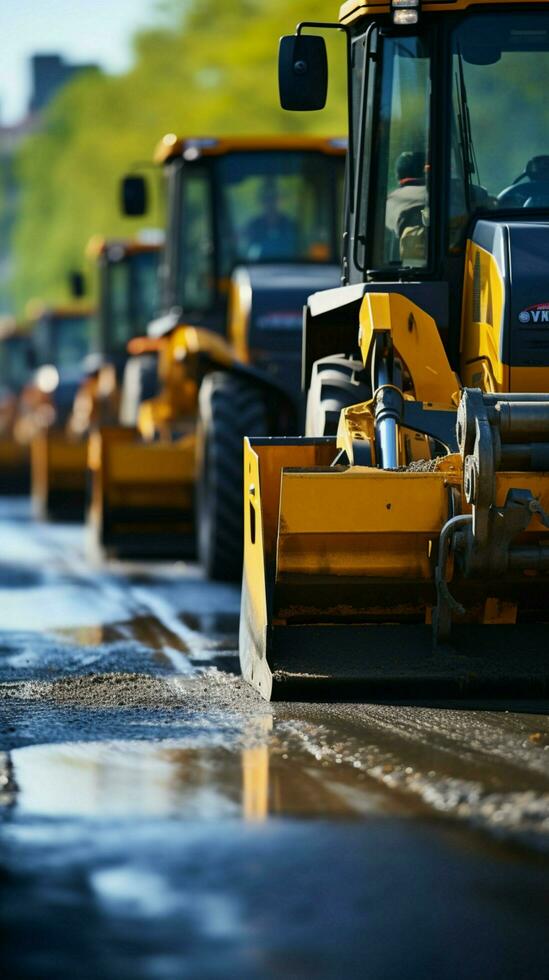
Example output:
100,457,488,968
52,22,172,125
0,317,33,492
20,304,93,519
69,235,162,437
89,135,345,570
240,0,549,699
30,238,161,521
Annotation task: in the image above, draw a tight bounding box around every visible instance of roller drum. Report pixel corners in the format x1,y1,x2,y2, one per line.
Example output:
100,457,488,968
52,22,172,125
499,443,549,470
492,401,549,442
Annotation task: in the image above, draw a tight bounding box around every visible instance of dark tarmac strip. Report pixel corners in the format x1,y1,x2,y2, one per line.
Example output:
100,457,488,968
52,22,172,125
0,499,548,979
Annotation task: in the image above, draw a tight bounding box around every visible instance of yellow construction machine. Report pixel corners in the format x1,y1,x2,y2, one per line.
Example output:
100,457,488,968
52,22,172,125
89,135,345,568
30,239,161,521
69,235,161,438
19,304,93,519
0,317,33,492
240,0,549,699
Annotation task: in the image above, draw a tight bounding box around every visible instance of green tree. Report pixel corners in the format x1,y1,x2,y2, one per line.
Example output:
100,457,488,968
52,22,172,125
11,0,346,311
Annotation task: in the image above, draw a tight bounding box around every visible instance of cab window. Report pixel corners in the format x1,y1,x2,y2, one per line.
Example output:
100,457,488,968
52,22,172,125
131,252,159,334
450,13,549,246
179,165,215,313
370,34,432,270
109,260,132,347
216,151,342,272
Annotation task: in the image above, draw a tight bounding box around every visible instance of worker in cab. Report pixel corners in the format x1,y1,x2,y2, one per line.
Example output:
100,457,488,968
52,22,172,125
385,151,428,265
243,178,298,261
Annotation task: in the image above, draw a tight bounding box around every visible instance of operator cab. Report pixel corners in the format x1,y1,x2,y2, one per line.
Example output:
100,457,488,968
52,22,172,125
345,7,549,274
140,138,346,333
283,4,549,370
91,239,161,375
0,325,31,397
32,310,91,376
31,309,93,424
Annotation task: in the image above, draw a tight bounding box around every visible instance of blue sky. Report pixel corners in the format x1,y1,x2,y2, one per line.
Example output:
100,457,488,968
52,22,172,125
0,0,163,123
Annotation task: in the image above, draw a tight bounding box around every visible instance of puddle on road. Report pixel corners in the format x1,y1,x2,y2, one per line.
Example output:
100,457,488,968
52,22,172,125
51,624,128,647
180,611,240,641
0,562,46,589
54,616,194,660
7,733,399,822
54,611,240,673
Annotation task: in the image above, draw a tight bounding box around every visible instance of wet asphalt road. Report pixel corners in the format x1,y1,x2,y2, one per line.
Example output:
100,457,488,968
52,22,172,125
0,498,548,979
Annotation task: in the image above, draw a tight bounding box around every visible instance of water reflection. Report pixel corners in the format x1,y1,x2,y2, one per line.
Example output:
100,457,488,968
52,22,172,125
53,612,239,671
8,725,391,822
54,615,190,652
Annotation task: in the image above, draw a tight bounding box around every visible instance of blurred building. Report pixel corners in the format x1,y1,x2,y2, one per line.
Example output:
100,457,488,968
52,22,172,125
0,54,100,314
28,54,99,114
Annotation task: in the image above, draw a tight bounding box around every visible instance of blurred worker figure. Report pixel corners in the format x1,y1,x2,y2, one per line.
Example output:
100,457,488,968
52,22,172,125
385,151,428,263
386,150,427,236
244,178,298,260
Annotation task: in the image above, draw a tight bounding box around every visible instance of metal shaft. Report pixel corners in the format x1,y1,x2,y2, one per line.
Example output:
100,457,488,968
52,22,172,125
483,392,549,404
499,442,549,470
493,402,549,441
378,416,399,469
373,356,401,470
508,545,549,570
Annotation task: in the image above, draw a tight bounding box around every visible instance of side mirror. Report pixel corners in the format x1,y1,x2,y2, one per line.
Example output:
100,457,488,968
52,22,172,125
68,269,86,299
121,174,148,217
278,34,328,111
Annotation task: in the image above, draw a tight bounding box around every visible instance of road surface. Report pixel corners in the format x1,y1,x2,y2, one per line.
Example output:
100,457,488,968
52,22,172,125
0,498,548,979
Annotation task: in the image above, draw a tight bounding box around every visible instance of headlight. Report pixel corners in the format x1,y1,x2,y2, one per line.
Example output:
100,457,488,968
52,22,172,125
392,0,419,25
35,364,59,394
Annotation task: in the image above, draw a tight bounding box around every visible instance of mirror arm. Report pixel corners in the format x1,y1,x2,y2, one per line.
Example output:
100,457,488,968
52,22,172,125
296,21,344,35
294,21,353,214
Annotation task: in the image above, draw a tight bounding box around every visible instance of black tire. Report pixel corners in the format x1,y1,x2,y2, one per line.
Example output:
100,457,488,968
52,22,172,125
196,372,268,582
119,353,159,426
305,354,371,437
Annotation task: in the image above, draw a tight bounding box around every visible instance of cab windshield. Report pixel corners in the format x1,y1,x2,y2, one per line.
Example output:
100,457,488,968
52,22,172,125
49,316,90,370
178,150,344,312
108,251,159,347
132,252,159,332
451,12,549,244
370,34,432,271
366,14,549,271
216,151,342,271
0,337,30,391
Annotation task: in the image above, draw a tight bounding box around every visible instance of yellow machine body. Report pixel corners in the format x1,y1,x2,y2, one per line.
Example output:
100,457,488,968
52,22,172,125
339,0,549,21
238,0,549,697
29,238,161,523
31,431,88,519
153,133,345,164
459,240,549,394
241,277,549,700
68,236,162,437
93,134,345,561
16,304,93,518
136,326,233,439
87,426,195,557
0,437,30,493
0,437,29,471
90,324,236,556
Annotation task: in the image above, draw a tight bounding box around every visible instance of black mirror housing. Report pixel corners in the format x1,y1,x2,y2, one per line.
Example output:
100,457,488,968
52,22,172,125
68,269,86,299
278,34,328,111
121,174,148,217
